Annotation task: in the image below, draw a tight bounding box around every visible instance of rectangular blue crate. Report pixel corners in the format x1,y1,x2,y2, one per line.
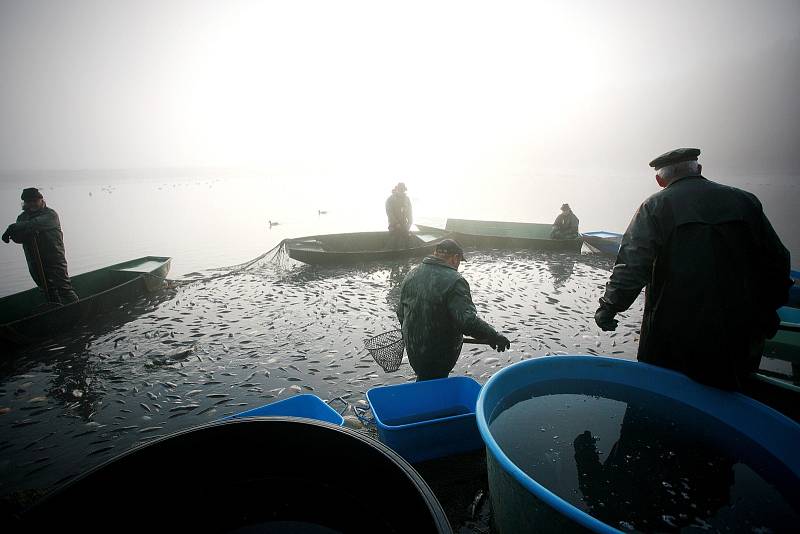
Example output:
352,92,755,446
367,376,483,463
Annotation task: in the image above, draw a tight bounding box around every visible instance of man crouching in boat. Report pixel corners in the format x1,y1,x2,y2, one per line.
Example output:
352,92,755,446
2,187,79,305
397,238,511,381
550,203,580,239
594,148,791,389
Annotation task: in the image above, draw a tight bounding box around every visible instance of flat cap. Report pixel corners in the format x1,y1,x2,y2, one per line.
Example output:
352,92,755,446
21,187,43,200
648,148,700,169
435,238,466,261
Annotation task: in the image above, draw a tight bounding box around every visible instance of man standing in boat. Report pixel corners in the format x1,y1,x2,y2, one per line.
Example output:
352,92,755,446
397,238,511,381
594,148,791,389
2,187,79,304
550,203,580,239
385,182,413,250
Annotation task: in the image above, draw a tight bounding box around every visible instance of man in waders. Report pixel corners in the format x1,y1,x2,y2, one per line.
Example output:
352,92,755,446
2,187,79,304
397,238,511,381
385,182,413,250
594,148,791,389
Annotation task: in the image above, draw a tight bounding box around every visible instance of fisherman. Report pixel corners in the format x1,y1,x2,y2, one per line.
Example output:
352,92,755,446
594,148,791,389
397,238,511,381
2,187,79,304
385,182,413,249
550,203,580,239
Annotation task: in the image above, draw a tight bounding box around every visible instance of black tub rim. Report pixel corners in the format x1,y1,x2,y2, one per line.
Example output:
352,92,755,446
21,416,453,533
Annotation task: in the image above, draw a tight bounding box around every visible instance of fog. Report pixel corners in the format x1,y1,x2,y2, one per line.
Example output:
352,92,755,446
1,0,798,181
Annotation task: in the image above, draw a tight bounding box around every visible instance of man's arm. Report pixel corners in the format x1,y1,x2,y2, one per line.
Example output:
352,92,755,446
9,209,60,239
569,213,580,233
396,281,405,326
754,200,791,321
600,202,661,313
405,197,413,227
446,278,498,340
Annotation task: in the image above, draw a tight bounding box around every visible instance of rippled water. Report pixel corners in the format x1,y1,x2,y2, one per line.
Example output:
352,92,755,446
0,250,636,499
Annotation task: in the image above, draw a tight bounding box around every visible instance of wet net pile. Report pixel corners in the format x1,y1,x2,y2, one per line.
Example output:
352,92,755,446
364,329,405,372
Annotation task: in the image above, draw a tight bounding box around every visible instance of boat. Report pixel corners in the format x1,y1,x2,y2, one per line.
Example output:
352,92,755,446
416,218,583,252
284,230,449,265
789,269,800,307
0,256,171,346
581,230,623,255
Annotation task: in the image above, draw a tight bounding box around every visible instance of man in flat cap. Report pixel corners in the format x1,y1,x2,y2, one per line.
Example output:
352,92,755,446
397,238,511,380
385,182,413,250
550,203,580,240
2,188,79,304
594,148,791,389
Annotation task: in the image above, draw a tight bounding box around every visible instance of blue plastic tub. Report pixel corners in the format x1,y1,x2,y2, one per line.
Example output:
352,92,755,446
779,305,800,325
367,376,483,463
227,394,344,426
476,355,800,533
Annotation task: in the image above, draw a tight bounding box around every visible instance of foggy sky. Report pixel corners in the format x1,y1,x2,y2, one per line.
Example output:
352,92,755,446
1,0,798,175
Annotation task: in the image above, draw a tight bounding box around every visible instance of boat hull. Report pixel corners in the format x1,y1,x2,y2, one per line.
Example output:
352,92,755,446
0,256,171,346
417,221,582,252
286,230,448,265
581,231,622,255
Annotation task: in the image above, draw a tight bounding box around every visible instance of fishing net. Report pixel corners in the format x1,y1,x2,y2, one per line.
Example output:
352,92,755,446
364,329,405,372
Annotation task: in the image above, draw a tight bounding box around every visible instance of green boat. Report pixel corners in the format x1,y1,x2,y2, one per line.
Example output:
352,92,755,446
285,230,450,265
0,256,171,346
416,219,583,252
747,306,800,420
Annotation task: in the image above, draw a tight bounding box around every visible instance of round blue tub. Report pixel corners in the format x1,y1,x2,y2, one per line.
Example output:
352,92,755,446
476,355,800,533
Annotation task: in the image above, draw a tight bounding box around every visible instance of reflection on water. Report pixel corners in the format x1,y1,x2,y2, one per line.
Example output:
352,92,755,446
490,380,800,532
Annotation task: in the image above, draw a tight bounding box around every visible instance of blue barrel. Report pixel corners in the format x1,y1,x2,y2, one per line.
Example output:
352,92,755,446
476,355,800,533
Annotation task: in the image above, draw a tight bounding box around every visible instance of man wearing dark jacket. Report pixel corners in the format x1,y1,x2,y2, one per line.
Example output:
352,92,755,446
2,187,79,304
595,148,791,389
397,239,511,380
550,203,580,239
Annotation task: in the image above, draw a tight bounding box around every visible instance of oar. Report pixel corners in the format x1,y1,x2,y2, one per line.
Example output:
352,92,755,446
31,232,51,301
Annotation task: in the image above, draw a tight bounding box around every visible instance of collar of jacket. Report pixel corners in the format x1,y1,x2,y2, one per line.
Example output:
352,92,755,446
666,174,705,188
422,255,456,270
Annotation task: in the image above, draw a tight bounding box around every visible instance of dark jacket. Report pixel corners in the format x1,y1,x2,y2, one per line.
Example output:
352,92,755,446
7,206,72,290
600,175,791,388
385,192,413,232
398,255,498,380
551,210,579,239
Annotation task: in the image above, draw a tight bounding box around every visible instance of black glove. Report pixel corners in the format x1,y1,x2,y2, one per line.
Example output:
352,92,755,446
489,334,511,352
594,305,618,331
1,226,11,244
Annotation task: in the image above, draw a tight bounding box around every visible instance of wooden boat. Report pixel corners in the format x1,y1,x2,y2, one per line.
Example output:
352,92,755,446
581,230,623,255
416,219,582,252
0,256,171,346
285,230,449,265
